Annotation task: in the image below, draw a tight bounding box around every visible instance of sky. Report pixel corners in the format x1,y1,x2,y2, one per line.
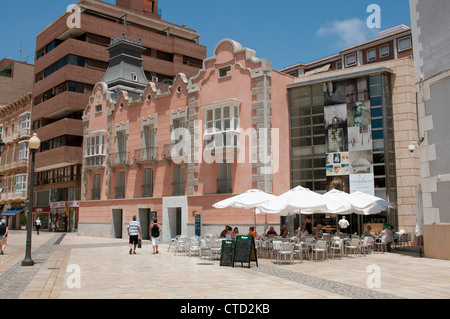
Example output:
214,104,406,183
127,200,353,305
0,0,411,70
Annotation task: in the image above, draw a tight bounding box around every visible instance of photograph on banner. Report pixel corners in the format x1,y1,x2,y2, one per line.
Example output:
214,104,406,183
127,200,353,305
324,103,347,130
350,173,375,195
326,175,349,192
349,150,373,174
348,125,372,151
326,128,346,153
326,152,349,176
347,101,371,127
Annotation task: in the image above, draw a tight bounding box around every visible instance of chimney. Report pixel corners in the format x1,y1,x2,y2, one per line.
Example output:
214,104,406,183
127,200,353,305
116,0,159,15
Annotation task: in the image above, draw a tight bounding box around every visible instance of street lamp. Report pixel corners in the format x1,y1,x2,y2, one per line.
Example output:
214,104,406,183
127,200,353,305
22,133,40,267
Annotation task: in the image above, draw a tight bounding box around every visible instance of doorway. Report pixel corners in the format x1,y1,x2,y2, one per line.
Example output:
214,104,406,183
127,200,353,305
167,207,182,239
139,208,151,240
112,209,123,238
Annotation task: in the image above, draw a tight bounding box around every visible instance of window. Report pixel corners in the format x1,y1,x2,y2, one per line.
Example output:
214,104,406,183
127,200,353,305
18,142,28,160
115,171,126,199
92,174,101,200
218,65,232,78
95,104,102,113
217,163,232,194
398,36,411,51
20,113,31,131
142,168,153,197
345,54,357,67
367,49,376,61
85,135,105,157
172,164,185,196
15,174,27,192
131,73,138,82
204,102,239,150
380,45,390,58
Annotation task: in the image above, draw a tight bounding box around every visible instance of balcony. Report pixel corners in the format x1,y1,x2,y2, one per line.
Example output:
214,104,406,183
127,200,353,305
133,147,158,164
108,152,129,167
85,155,105,169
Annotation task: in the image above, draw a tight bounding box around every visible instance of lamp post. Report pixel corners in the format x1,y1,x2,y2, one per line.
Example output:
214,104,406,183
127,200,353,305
22,133,40,267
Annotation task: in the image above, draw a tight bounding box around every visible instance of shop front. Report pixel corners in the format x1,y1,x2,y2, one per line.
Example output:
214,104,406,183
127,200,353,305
49,201,79,232
32,206,50,230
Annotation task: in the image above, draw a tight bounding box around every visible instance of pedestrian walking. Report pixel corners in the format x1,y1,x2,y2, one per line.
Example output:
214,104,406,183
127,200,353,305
35,217,41,235
150,218,161,254
127,216,141,255
0,219,8,255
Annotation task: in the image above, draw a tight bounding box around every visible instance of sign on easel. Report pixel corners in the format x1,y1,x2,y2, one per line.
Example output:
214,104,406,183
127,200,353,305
233,235,258,268
219,240,235,267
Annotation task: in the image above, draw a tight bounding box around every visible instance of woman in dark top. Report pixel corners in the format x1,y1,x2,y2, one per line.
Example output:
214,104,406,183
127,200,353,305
305,216,313,234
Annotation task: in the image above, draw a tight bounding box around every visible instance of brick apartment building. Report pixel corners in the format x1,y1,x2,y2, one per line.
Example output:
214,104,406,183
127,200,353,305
31,0,206,231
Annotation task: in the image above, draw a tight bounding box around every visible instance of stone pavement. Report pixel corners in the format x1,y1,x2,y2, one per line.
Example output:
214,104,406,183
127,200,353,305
1,230,450,300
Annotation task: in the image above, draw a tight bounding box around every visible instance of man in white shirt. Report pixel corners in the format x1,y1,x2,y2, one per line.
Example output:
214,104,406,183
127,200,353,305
127,216,141,255
338,216,350,233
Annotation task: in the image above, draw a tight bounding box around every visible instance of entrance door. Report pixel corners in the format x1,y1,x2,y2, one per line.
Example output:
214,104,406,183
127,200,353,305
167,207,182,239
139,208,151,240
112,209,123,238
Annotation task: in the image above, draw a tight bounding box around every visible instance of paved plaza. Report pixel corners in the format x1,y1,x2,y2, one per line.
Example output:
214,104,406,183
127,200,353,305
0,231,449,301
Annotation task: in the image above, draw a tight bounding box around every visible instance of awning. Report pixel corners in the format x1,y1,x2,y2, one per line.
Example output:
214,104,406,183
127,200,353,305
1,208,26,216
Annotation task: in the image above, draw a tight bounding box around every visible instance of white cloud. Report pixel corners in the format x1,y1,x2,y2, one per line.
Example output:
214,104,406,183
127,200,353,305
316,18,377,48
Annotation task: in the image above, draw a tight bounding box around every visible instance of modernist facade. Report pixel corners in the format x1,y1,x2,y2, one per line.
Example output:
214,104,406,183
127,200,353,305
31,0,206,231
410,0,450,260
79,36,293,240
281,26,421,238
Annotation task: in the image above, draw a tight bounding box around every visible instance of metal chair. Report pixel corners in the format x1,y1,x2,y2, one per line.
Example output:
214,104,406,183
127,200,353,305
277,242,294,264
189,238,201,257
271,241,282,262
209,240,222,260
313,240,328,261
174,236,188,256
330,238,344,259
346,238,361,257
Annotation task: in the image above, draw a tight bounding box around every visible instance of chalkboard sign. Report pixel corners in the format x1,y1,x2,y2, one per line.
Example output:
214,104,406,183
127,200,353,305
233,235,258,268
220,240,235,267
194,212,201,237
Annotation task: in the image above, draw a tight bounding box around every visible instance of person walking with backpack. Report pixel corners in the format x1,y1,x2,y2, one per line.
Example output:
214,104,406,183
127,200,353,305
150,218,161,254
0,219,8,255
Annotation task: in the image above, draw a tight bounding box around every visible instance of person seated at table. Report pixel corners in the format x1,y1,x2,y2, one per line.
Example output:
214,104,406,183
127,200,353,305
313,224,324,240
279,225,288,237
296,226,309,239
220,225,231,238
233,227,239,239
379,225,394,251
363,225,373,237
266,226,277,236
225,226,233,240
248,226,257,238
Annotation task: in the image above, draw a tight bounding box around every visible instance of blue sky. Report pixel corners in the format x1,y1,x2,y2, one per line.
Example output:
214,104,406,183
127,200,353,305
1,0,411,70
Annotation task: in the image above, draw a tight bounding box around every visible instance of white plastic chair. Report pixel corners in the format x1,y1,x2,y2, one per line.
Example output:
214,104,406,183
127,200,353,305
209,240,222,260
293,242,309,262
313,240,328,261
330,238,344,259
199,238,210,259
346,238,361,257
271,241,282,262
361,236,374,255
277,242,294,264
375,236,387,253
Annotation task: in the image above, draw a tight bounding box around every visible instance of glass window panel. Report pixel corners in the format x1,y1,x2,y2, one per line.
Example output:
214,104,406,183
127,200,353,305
290,87,310,98
372,129,384,140
373,153,385,164
371,107,383,117
291,138,312,147
292,159,313,169
374,178,386,188
291,147,312,158
370,85,382,96
312,126,325,135
314,181,327,191
290,117,311,127
291,128,303,138
374,165,386,176
369,75,381,85
312,115,324,125
312,105,324,115
313,145,326,155
224,119,230,130
373,140,385,152
312,95,324,105
214,108,221,120
313,158,326,168
291,97,311,107
372,118,384,129
223,106,230,118
313,169,326,179
312,85,322,95
370,96,382,106
313,135,325,145
292,170,313,180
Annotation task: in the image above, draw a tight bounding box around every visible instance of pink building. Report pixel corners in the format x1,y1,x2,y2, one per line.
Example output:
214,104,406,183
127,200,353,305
79,36,293,241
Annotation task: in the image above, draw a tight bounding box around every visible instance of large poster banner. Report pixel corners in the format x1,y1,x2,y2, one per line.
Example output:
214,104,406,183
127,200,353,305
350,173,375,195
